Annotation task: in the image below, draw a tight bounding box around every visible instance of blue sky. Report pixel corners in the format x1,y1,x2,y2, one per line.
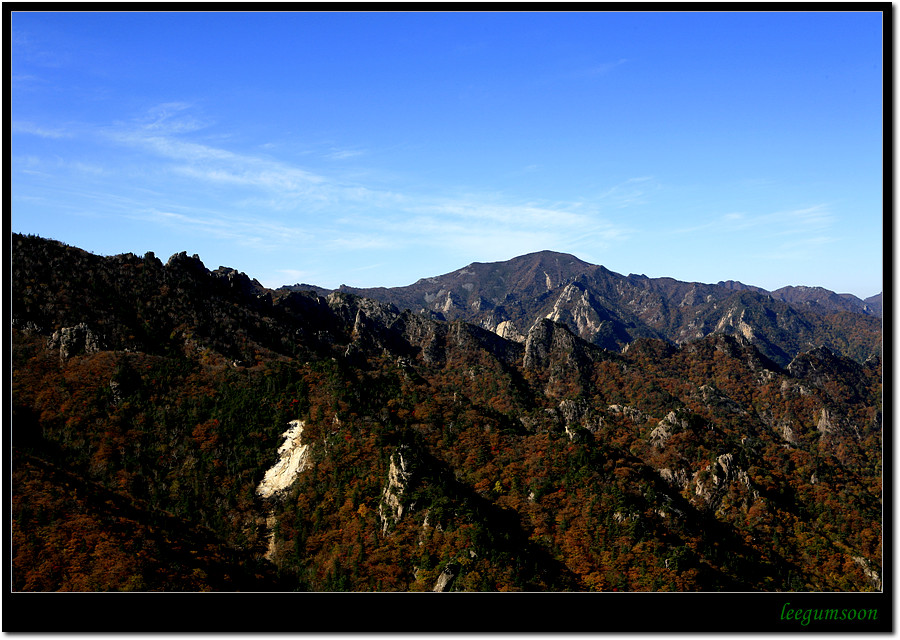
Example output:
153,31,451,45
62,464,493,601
11,11,884,298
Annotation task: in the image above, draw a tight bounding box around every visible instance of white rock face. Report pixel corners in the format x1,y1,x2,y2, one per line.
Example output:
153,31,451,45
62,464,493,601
545,283,605,341
494,320,525,343
658,467,690,490
440,292,455,313
714,308,754,341
263,513,278,562
47,323,104,360
852,555,882,590
379,449,413,533
649,411,686,449
691,453,758,508
432,563,459,592
816,408,837,435
256,420,310,499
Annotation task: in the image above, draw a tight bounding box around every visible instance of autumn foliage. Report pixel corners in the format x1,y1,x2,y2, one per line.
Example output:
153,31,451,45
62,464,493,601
11,234,882,592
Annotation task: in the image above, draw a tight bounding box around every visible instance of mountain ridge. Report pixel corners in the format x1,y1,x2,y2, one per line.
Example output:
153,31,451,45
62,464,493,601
319,249,881,367
11,233,883,598
282,249,881,315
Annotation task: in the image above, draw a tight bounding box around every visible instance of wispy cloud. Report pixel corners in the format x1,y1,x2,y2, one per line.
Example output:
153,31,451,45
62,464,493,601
12,121,70,138
108,110,336,211
275,268,313,282
755,234,837,264
11,28,72,68
138,208,314,249
594,176,657,208
19,103,636,267
674,204,835,238
422,200,588,228
325,148,366,161
329,195,633,262
765,205,835,236
776,235,835,250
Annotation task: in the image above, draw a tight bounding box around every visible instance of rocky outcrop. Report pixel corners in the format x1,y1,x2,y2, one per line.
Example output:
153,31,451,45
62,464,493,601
165,250,206,276
523,319,590,370
494,320,525,343
523,319,599,397
379,447,414,534
47,323,104,360
326,291,427,361
696,385,746,415
778,420,800,445
328,292,401,330
432,561,459,592
545,283,607,343
648,410,689,449
692,453,757,510
557,398,603,440
398,311,445,365
607,404,653,425
213,266,269,300
256,420,313,564
714,307,756,341
852,555,882,591
815,407,859,440
256,420,311,500
658,467,691,491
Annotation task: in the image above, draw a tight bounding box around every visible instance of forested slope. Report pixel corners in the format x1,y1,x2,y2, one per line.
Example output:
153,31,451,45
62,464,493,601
11,234,883,593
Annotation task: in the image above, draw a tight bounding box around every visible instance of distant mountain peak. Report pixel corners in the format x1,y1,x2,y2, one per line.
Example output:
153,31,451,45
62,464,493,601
717,280,769,294
334,248,881,366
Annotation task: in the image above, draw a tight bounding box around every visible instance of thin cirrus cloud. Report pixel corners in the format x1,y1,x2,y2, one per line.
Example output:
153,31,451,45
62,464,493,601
14,103,634,267
12,121,70,138
754,235,837,265
92,106,633,256
325,148,367,161
675,204,835,238
140,207,315,249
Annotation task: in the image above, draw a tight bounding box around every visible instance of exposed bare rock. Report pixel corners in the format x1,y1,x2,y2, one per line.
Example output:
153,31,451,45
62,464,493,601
165,250,205,272
213,266,268,298
494,320,525,343
379,446,414,534
815,407,858,439
557,398,603,441
545,283,607,343
852,555,882,590
256,420,311,499
432,562,459,592
328,292,402,337
523,319,555,371
658,467,691,491
263,513,278,562
256,420,313,565
780,379,813,398
692,453,757,510
714,307,755,341
47,323,104,360
608,404,653,425
779,421,799,445
649,411,688,449
696,385,746,415
523,319,599,399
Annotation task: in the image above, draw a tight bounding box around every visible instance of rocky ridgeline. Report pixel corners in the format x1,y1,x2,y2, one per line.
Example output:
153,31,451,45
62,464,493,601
11,234,883,593
337,250,881,368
